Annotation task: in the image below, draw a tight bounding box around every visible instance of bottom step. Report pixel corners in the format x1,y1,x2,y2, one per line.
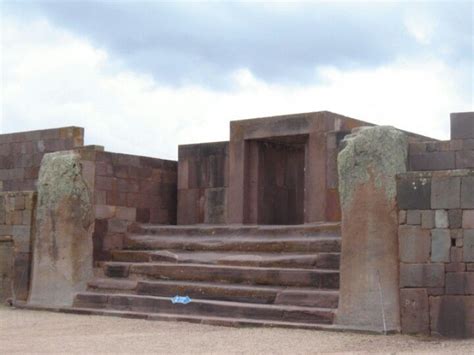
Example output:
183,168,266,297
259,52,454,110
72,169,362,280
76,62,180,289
12,301,394,334
74,292,335,324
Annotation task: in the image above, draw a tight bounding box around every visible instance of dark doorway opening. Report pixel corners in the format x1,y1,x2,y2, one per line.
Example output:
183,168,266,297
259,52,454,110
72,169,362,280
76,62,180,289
245,135,307,225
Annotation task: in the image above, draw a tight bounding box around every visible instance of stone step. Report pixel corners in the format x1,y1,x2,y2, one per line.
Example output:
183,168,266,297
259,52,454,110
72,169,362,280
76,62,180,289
103,262,340,288
88,278,339,308
14,302,392,334
111,250,340,269
73,292,335,324
128,222,341,238
124,235,341,253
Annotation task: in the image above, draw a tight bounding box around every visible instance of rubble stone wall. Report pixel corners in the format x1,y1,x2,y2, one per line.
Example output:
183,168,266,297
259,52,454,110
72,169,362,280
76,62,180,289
0,191,36,302
0,127,84,192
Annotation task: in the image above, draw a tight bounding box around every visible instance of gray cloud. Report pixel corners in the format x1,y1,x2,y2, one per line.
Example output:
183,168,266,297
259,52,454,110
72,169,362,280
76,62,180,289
3,1,473,89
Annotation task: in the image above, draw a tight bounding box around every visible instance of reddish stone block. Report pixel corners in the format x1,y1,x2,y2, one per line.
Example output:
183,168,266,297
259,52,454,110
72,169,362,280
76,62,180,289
463,210,474,228
399,225,430,262
446,263,466,272
325,188,341,222
400,288,429,335
95,176,116,191
136,208,150,223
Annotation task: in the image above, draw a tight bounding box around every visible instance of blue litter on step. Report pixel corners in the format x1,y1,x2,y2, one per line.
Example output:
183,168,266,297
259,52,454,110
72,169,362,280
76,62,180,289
171,295,192,304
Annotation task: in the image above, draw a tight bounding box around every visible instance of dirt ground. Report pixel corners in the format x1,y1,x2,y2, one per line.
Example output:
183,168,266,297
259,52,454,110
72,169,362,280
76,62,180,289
1,306,473,354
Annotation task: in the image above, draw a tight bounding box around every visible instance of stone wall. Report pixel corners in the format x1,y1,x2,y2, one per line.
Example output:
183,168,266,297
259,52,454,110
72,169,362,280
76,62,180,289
92,150,177,259
0,191,36,302
409,114,474,171
398,170,474,337
0,127,84,192
177,142,228,224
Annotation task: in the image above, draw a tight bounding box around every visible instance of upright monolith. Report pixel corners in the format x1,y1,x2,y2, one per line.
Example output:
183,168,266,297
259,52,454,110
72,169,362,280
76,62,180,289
28,151,94,307
336,126,408,332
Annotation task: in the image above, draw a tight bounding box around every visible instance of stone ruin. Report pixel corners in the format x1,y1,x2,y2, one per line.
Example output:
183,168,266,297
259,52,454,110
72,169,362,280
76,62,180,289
0,111,473,337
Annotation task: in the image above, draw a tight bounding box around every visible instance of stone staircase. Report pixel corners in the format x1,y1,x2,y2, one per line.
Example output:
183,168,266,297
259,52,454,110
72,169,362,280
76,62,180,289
72,223,342,329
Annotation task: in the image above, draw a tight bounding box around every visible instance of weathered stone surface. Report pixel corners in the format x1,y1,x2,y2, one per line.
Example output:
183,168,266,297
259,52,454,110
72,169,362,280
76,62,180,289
464,229,474,262
435,210,449,228
431,177,461,209
463,210,474,229
397,175,431,210
337,126,407,331
400,263,445,288
399,226,430,263
431,229,451,262
28,151,94,307
406,210,421,225
400,288,429,334
448,209,463,229
451,112,474,140
421,210,435,229
461,176,474,208
0,239,13,302
431,295,474,338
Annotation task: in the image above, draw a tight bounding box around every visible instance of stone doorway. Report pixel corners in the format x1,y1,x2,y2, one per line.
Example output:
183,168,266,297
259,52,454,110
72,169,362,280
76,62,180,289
245,135,307,225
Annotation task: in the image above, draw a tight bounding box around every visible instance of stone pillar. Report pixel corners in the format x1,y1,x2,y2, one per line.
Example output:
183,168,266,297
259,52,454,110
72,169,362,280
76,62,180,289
336,126,408,332
0,237,13,302
28,151,94,307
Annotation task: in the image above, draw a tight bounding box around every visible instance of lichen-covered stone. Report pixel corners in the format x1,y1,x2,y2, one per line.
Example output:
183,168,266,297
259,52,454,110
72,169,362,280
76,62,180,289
337,126,408,332
28,151,94,307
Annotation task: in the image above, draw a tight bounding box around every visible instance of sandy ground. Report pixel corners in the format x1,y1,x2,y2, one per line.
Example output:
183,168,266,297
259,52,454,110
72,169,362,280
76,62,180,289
1,306,473,354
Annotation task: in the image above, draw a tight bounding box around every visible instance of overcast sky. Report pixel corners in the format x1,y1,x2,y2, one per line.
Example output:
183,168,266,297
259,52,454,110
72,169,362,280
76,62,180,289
1,1,473,159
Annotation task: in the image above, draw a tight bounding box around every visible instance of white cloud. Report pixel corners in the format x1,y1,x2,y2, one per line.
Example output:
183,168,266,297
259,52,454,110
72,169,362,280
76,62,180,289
1,16,471,160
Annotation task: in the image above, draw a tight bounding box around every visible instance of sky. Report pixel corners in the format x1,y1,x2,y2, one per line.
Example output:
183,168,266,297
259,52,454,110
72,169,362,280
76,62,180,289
1,1,473,160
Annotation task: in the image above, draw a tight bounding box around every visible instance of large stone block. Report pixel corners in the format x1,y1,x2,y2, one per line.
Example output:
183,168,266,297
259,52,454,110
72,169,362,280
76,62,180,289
431,176,461,209
430,295,474,338
464,229,474,262
461,176,474,208
463,210,474,229
400,288,429,334
400,263,445,288
409,152,455,171
456,150,474,169
337,126,407,332
399,226,430,263
397,176,431,210
28,151,94,307
451,112,474,140
431,229,451,262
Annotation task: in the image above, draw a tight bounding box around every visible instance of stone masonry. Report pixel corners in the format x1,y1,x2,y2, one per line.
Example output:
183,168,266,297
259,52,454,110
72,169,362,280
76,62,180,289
0,191,36,302
398,112,474,338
